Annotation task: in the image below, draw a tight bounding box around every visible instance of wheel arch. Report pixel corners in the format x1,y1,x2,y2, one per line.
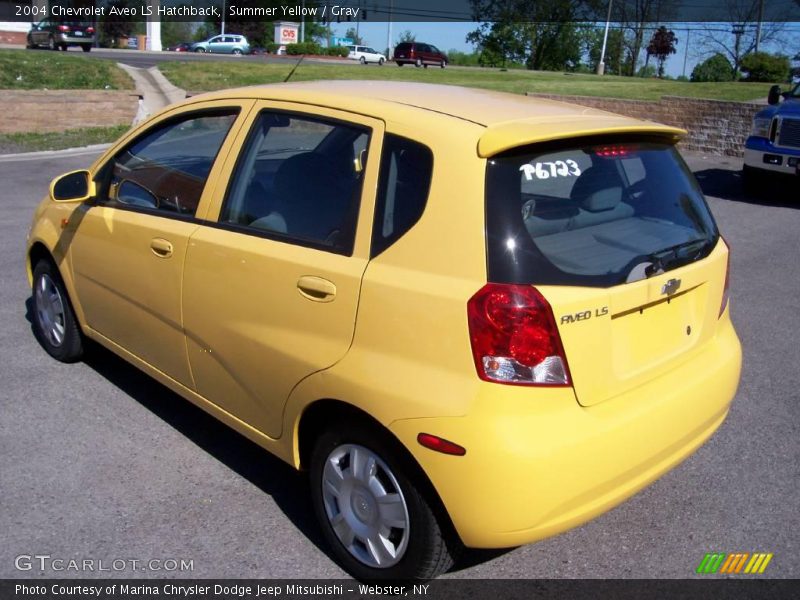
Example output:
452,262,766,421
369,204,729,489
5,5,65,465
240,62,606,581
295,398,463,545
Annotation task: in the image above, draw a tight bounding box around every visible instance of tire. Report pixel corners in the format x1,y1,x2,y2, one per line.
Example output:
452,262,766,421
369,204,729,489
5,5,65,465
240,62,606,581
60,44,67,51
195,47,205,53
310,420,459,581
48,35,56,51
81,45,91,53
415,58,422,68
360,56,366,65
397,62,404,67
742,165,764,196
26,35,37,49
31,259,83,363
378,58,384,66
440,60,447,69
232,49,242,55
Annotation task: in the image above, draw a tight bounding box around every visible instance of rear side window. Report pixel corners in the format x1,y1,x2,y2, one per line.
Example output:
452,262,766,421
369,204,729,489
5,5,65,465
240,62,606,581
371,134,433,258
485,139,719,287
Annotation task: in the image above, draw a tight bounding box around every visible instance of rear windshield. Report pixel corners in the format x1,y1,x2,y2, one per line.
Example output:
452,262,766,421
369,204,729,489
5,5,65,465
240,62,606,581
485,138,719,287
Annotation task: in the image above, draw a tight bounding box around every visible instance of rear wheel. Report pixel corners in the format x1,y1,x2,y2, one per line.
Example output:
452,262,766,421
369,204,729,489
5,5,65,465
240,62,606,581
31,259,83,363
81,44,91,52
26,35,37,49
415,58,422,68
360,56,366,64
310,420,458,580
378,57,385,66
195,47,205,53
396,62,404,67
232,48,242,55
47,35,56,51
440,60,447,69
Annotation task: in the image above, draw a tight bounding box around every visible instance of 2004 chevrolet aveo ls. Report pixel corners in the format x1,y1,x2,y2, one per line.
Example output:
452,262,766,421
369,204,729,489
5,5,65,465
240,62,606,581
27,81,741,580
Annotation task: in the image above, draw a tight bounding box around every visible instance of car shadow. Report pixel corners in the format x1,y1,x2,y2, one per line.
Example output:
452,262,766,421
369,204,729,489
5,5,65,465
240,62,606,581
693,168,799,208
25,297,512,576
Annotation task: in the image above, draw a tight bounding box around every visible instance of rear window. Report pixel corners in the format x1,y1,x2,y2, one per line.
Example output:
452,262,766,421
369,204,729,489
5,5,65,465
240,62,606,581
485,138,719,287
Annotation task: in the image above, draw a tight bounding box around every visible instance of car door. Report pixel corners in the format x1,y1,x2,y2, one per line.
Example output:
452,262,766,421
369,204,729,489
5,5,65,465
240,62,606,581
207,36,223,53
182,102,383,439
68,101,253,388
32,21,47,45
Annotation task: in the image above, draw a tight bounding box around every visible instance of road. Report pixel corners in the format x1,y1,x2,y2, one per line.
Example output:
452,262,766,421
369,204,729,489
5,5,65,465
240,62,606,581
71,47,343,69
0,149,798,579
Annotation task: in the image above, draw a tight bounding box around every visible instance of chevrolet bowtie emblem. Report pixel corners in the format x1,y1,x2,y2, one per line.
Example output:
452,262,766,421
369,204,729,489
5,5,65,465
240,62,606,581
662,278,682,296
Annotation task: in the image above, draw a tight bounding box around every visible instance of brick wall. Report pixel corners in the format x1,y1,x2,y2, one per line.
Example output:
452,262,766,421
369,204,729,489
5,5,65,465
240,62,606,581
526,93,762,157
0,31,26,45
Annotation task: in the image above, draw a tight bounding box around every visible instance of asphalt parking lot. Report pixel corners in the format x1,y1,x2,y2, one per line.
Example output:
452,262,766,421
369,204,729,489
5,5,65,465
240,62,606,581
0,148,797,579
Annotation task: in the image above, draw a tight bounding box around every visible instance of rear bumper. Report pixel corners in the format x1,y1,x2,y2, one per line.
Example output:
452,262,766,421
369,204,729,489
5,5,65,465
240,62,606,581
389,315,742,548
56,34,94,45
744,137,800,175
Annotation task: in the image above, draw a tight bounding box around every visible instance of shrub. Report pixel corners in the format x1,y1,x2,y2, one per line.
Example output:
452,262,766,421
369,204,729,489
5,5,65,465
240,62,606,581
740,52,791,83
691,53,734,82
286,42,323,55
326,46,350,57
265,42,281,54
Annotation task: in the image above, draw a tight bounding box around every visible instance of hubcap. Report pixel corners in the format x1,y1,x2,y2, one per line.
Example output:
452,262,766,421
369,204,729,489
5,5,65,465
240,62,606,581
35,273,66,347
321,444,410,568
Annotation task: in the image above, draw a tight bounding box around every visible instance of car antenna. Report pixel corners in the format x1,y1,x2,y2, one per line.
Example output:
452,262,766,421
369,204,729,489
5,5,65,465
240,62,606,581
284,55,305,83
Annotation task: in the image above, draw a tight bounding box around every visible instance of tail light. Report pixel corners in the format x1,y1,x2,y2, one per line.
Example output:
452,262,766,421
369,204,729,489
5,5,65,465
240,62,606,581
57,25,70,32
467,283,571,386
86,27,95,34
719,237,730,317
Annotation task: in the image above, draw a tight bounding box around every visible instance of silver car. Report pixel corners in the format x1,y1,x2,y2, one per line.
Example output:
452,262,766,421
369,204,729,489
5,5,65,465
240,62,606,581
191,34,250,55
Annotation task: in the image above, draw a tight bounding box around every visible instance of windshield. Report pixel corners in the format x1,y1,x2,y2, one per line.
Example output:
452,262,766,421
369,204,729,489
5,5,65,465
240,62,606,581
789,82,800,98
485,138,719,287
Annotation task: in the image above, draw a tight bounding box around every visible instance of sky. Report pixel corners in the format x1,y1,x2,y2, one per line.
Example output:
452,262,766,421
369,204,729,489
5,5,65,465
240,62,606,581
329,21,799,78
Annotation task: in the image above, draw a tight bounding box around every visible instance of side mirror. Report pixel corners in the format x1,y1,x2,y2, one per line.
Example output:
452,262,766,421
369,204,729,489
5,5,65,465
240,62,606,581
767,85,782,105
49,170,95,203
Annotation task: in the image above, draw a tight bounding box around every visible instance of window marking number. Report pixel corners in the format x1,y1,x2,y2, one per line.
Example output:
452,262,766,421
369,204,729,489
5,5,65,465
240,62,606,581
520,159,582,181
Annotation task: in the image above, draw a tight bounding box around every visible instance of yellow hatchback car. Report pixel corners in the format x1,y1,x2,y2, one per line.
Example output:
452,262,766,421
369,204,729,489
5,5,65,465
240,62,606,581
27,82,741,580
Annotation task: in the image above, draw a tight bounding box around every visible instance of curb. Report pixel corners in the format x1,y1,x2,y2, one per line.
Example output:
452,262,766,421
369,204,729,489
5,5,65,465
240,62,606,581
0,143,110,162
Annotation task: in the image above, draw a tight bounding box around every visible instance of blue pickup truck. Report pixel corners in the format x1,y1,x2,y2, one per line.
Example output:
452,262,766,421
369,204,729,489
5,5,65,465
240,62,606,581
743,83,800,193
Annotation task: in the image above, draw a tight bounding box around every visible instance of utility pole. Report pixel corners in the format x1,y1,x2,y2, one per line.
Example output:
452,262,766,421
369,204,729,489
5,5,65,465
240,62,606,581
300,0,305,43
597,0,613,75
682,28,690,78
732,23,745,79
386,0,393,58
755,0,764,53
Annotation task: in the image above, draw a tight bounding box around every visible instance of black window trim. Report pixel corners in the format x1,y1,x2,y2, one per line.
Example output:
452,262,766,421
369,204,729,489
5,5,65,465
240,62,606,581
217,107,373,258
91,106,242,220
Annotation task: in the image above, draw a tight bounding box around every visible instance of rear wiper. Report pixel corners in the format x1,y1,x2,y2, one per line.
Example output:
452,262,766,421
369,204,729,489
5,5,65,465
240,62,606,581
645,238,709,277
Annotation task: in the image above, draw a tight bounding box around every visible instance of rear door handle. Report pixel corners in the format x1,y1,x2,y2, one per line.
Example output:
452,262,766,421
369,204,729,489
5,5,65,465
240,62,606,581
297,276,336,302
150,238,173,258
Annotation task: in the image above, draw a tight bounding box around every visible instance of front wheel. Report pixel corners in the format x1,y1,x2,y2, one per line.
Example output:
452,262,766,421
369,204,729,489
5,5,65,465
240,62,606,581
195,47,205,53
415,58,422,68
26,35,37,49
360,56,366,65
47,35,56,51
310,421,458,580
232,48,242,55
378,57,384,66
31,259,83,362
440,60,447,69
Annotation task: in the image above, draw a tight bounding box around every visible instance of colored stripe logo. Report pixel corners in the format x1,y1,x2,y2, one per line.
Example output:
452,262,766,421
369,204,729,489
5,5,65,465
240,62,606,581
696,552,773,574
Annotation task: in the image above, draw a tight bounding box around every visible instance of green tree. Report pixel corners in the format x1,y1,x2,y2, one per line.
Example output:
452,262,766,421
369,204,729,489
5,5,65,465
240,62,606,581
584,27,625,75
99,0,136,47
646,26,678,78
395,30,416,45
160,20,194,48
691,53,735,82
740,52,791,82
467,0,594,71
344,27,363,45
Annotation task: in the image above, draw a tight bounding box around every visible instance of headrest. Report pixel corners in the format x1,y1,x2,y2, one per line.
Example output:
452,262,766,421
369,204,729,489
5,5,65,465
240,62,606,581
582,186,623,212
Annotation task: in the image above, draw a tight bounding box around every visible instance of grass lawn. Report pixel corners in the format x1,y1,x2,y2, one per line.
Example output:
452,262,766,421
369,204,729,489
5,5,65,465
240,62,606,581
160,60,772,102
0,49,133,90
0,124,130,154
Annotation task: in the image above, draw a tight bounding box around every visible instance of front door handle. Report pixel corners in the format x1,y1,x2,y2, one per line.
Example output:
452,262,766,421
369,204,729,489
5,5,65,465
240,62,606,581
150,238,173,258
297,276,336,302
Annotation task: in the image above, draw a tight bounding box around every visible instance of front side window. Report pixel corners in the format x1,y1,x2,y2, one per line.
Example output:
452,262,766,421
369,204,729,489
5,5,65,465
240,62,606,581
221,111,369,254
96,110,238,217
486,138,719,287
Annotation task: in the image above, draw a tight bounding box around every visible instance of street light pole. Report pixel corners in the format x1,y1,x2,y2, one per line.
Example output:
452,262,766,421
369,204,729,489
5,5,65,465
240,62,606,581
221,0,226,35
597,0,613,75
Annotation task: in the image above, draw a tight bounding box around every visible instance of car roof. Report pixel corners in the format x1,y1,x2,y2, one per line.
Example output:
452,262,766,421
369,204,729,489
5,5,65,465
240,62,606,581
194,81,685,157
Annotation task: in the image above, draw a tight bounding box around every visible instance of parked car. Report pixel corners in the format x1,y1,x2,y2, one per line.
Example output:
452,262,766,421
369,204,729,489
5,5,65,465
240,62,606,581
394,42,447,68
191,34,250,55
27,81,740,581
347,45,386,65
166,42,192,52
26,20,95,52
742,82,800,192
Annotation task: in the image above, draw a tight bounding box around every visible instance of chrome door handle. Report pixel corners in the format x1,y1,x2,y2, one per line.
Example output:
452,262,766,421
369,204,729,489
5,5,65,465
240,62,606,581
297,276,336,302
150,238,173,258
